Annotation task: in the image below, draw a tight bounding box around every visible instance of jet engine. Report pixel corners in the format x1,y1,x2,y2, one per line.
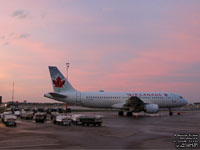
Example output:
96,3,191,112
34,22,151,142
144,104,159,113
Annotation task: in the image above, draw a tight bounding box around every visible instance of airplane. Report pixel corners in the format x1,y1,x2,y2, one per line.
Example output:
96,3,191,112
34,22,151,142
44,66,188,116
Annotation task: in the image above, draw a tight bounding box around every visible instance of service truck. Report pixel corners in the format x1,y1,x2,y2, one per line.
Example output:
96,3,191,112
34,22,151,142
12,108,21,117
34,112,46,123
53,114,72,126
2,112,17,126
20,108,34,120
71,114,102,126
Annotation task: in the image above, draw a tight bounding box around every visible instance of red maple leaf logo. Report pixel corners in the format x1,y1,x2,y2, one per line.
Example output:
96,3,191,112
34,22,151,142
53,77,65,88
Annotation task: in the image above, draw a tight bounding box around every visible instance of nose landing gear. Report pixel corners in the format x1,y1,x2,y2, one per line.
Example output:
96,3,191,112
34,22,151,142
169,108,173,116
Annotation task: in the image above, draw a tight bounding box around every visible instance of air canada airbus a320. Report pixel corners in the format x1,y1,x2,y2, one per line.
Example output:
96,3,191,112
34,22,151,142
44,66,188,116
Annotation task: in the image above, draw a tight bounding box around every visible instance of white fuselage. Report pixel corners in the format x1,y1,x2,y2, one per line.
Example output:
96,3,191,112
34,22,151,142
45,66,188,113
45,91,188,109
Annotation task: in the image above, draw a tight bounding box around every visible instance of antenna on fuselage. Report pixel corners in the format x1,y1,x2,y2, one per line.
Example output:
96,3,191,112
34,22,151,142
66,62,70,80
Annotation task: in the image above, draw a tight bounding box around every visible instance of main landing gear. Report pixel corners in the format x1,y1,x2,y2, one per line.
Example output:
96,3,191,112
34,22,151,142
126,112,133,117
169,108,173,116
118,110,124,116
118,111,133,117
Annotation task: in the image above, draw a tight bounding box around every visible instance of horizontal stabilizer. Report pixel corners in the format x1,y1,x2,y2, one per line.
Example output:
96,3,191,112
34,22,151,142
48,92,67,99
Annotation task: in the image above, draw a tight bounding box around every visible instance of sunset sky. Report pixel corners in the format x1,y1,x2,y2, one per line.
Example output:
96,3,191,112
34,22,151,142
0,0,200,103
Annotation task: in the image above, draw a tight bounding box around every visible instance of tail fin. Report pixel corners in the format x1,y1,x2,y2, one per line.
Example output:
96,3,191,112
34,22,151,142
48,66,77,93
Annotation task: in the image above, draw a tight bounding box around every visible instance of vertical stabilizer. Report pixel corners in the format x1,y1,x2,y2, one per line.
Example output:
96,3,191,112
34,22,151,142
49,66,77,93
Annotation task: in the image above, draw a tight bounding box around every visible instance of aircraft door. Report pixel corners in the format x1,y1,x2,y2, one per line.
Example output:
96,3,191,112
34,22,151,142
172,94,177,103
76,92,81,103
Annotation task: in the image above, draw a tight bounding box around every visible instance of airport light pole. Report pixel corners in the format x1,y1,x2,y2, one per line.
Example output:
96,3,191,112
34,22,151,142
12,81,14,101
66,62,70,110
66,62,70,80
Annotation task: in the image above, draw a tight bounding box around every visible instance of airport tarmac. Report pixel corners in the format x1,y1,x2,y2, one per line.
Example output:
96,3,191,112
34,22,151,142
0,111,199,149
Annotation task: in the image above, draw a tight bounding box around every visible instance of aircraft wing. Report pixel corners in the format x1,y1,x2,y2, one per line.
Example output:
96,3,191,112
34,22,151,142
124,96,145,112
112,96,145,112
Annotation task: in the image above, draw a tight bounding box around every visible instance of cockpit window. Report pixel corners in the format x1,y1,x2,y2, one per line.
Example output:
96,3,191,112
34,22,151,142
179,96,183,99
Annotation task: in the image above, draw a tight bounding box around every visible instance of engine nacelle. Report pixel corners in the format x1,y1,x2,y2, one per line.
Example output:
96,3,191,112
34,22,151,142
144,104,159,114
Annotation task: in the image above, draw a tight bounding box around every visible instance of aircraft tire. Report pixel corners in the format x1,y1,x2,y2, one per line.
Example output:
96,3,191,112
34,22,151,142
127,112,133,117
118,111,124,116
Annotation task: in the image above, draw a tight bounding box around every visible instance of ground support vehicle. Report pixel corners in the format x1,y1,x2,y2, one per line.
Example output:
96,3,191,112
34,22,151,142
72,114,102,126
53,114,72,126
2,114,17,126
12,108,21,117
20,109,34,120
0,111,12,119
34,112,46,123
